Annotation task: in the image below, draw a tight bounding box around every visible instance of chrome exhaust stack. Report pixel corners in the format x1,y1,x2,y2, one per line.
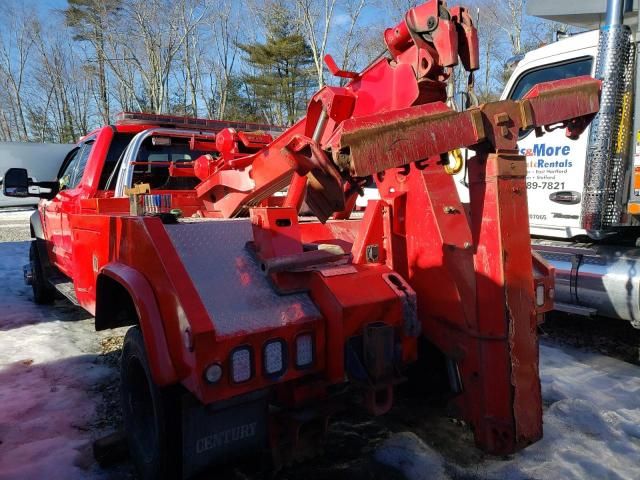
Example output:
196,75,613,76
581,0,635,235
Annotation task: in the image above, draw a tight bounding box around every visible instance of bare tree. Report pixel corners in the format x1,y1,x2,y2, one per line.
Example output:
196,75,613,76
181,29,199,116
387,0,419,17
0,5,35,141
479,0,526,56
336,0,370,77
295,0,338,89
0,0,570,143
207,0,243,119
102,0,206,113
474,7,500,101
33,23,78,142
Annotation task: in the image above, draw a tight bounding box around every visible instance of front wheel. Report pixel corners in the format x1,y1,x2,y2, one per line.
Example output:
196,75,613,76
29,241,55,304
120,326,181,480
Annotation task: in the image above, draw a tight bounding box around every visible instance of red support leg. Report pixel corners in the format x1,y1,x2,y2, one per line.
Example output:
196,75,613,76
467,151,542,452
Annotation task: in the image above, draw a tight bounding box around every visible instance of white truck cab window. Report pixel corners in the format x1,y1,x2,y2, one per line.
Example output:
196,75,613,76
509,57,593,100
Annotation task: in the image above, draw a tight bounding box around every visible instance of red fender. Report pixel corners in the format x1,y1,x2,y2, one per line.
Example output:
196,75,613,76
99,263,178,386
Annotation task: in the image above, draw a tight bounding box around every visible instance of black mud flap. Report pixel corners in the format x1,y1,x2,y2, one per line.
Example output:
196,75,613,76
181,390,268,479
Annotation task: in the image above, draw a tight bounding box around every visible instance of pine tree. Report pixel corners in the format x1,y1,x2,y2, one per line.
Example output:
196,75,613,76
240,2,314,125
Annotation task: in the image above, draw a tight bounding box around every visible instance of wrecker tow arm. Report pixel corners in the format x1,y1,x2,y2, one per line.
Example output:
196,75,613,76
193,1,600,455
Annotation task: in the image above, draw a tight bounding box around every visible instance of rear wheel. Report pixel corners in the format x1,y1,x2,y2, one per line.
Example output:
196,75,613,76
121,326,181,480
29,241,55,304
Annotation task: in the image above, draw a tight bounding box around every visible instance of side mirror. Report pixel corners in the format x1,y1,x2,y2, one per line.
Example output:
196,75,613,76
2,168,59,199
3,168,29,197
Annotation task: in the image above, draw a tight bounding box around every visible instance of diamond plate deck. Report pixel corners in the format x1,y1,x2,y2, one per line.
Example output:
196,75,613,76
165,219,320,337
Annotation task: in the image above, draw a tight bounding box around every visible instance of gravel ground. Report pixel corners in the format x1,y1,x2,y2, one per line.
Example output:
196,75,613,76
541,311,640,365
0,208,33,242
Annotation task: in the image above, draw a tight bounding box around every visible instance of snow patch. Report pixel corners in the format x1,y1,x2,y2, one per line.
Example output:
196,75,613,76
376,343,640,480
375,432,447,480
0,242,118,480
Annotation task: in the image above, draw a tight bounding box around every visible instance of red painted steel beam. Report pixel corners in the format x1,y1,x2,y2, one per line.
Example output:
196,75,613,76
467,152,542,452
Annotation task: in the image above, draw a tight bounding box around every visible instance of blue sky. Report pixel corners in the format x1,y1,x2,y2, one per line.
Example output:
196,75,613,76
26,0,68,21
41,0,67,7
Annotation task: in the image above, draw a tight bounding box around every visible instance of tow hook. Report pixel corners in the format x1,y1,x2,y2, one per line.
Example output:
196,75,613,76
23,264,33,285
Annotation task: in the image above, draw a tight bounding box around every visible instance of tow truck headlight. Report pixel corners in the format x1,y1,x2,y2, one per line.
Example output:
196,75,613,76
295,333,314,369
263,339,286,376
204,363,223,384
231,347,253,383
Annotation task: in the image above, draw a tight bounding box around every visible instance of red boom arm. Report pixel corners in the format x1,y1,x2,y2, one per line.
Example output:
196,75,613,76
192,0,600,454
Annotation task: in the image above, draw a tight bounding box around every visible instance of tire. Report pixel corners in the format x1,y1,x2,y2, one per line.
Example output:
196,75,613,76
121,326,181,480
29,241,55,304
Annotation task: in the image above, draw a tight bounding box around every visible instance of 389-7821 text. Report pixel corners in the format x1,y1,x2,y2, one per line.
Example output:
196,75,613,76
526,181,565,190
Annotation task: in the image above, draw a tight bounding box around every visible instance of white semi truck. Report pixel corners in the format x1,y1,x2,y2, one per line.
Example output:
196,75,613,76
484,0,640,325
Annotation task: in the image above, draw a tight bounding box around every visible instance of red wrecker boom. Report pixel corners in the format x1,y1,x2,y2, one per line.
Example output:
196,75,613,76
188,0,599,454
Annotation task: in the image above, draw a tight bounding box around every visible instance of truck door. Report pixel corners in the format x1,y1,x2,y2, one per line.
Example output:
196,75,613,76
56,139,95,276
507,57,594,238
43,146,80,270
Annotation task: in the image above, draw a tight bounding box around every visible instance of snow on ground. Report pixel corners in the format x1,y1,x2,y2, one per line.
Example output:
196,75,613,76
0,241,120,480
376,343,640,480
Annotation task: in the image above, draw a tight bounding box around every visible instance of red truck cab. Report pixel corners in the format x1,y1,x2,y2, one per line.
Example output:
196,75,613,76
42,123,141,280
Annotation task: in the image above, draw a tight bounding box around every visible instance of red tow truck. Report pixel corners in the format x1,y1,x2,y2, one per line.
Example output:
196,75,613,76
3,1,601,479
